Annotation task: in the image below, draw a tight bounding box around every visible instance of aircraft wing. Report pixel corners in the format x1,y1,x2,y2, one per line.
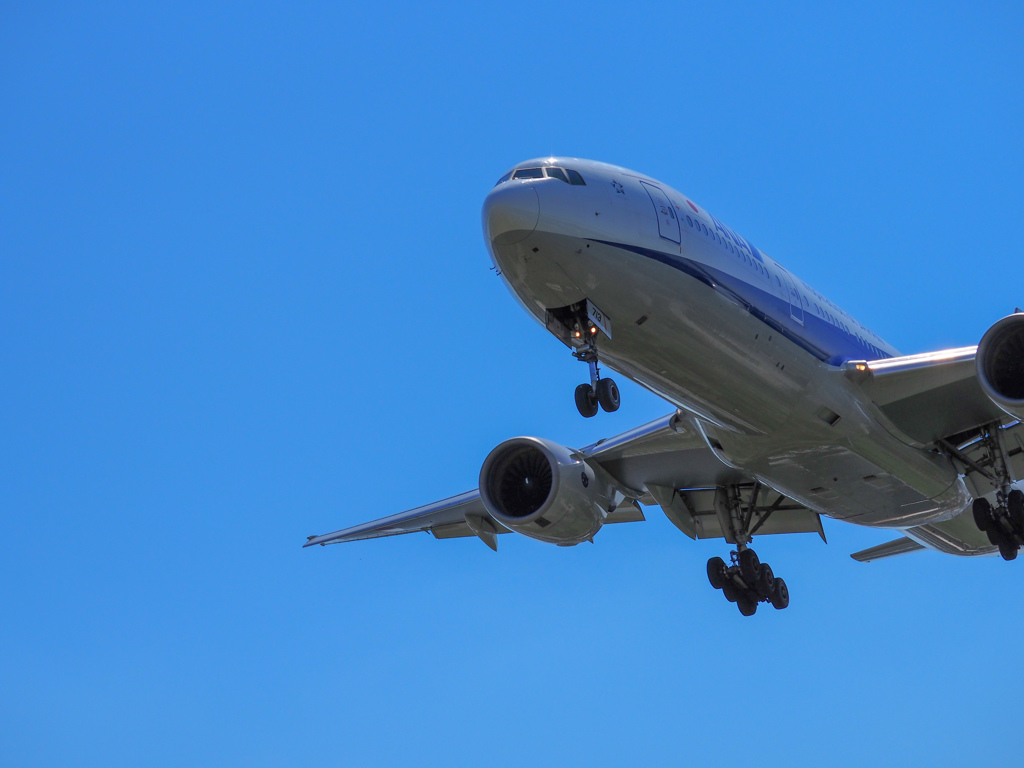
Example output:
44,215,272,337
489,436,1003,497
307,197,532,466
304,412,826,551
303,491,490,547
849,347,1008,445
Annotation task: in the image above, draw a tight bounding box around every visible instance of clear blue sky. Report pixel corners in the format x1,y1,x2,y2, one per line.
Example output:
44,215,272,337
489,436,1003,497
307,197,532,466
3,2,1023,766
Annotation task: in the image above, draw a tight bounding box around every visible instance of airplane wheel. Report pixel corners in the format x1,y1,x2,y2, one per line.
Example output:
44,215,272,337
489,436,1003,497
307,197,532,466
755,562,775,599
596,378,620,413
574,383,598,418
987,526,1004,547
722,583,740,603
973,498,993,532
1008,490,1024,531
771,578,790,610
737,597,757,616
999,540,1019,561
739,548,760,583
707,557,728,589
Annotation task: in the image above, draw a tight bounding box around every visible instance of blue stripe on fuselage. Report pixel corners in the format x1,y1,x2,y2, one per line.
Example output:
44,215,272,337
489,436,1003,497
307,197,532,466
590,239,887,364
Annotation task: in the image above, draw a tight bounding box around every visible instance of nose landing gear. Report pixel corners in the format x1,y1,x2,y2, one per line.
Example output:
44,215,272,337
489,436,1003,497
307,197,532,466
546,299,620,419
573,350,620,418
571,320,619,419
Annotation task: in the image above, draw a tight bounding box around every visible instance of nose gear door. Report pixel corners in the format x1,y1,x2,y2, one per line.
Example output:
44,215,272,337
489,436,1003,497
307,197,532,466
639,181,681,244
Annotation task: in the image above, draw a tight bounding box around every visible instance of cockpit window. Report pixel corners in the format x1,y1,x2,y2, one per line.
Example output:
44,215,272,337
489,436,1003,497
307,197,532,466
495,166,586,185
512,168,544,179
545,167,569,183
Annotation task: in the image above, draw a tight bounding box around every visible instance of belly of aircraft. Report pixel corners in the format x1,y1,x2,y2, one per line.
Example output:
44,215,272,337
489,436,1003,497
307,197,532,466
491,229,969,529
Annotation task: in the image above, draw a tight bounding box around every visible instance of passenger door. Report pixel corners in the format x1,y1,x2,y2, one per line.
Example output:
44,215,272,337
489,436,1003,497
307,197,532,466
639,181,681,244
777,267,805,325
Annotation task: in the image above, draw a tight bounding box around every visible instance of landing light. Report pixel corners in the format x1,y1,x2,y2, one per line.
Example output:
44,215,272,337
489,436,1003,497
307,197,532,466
855,364,868,372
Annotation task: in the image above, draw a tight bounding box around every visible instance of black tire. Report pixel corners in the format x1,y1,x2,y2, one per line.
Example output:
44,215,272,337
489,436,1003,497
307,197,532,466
770,578,790,610
596,378,620,413
755,562,775,599
722,582,740,603
738,548,760,584
707,557,728,590
973,498,993,532
574,383,598,418
737,597,757,616
1008,490,1024,531
999,540,1019,561
987,525,1004,547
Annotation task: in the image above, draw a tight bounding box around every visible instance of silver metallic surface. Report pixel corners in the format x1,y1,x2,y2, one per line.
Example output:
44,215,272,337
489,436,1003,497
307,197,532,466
305,156,1024,563
479,437,609,546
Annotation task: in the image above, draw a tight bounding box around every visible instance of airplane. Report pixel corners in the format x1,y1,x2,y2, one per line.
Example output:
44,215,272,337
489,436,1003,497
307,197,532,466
305,157,1024,617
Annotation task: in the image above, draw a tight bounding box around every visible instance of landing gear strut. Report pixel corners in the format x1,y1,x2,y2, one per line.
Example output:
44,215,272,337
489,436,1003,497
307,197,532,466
957,423,1024,561
705,483,791,616
571,317,619,419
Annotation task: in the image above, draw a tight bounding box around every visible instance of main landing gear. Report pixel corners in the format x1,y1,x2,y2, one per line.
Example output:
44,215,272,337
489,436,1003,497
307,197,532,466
571,319,619,419
705,483,790,616
960,423,1024,561
707,549,789,616
973,490,1024,561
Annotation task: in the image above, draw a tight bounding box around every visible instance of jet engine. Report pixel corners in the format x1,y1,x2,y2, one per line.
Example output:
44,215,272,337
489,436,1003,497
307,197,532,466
977,313,1024,420
478,437,611,546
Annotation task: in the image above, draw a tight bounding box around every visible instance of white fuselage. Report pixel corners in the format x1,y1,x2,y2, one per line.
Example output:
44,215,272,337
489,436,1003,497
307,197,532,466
483,158,985,553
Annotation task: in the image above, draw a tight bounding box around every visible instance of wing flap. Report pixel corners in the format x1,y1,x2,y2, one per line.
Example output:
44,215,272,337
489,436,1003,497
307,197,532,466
429,521,476,539
850,537,925,562
648,483,825,543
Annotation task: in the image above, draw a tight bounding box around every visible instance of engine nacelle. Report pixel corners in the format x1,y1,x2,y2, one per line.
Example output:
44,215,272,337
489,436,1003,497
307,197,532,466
479,437,610,546
977,313,1024,420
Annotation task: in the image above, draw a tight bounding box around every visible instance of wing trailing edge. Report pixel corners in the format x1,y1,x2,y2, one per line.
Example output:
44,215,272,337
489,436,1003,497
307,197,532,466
850,536,925,563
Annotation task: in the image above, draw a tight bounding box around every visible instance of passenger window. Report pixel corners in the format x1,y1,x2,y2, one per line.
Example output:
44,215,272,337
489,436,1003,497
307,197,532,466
513,168,544,179
566,169,586,185
686,215,693,227
495,171,512,186
545,167,569,183
702,224,708,236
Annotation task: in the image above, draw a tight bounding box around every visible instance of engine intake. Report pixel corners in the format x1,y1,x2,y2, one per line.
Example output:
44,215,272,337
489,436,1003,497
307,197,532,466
977,314,1024,420
484,442,554,519
479,437,609,546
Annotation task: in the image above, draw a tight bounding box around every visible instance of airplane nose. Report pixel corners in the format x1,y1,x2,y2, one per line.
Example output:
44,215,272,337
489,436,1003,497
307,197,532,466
483,183,540,245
